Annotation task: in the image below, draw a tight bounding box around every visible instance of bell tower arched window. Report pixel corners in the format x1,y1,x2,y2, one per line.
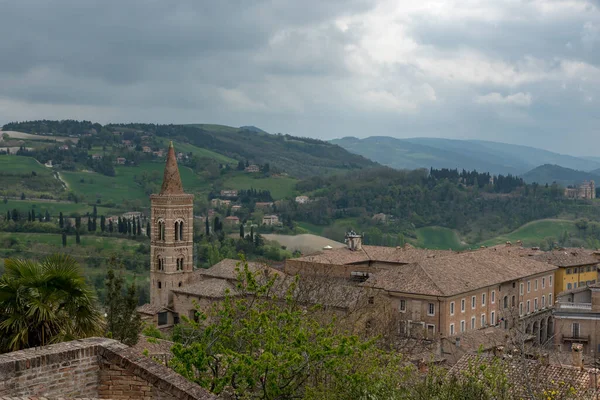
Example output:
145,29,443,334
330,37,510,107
175,220,184,241
157,255,164,271
157,220,165,241
176,256,185,271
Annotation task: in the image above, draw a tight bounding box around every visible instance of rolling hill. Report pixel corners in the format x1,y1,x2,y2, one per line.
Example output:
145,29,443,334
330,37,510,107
331,136,600,176
521,164,600,186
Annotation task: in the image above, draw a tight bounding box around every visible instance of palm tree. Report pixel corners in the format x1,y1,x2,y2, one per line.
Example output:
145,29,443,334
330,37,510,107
0,254,103,353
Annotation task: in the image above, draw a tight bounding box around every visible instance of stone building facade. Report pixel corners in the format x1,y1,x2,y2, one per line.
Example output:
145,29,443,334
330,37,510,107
564,180,596,199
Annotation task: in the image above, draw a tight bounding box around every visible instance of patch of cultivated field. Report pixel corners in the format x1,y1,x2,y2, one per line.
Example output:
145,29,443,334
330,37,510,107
0,130,77,143
263,233,345,254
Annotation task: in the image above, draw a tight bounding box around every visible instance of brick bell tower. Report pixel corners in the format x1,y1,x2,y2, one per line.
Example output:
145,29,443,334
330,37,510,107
150,142,194,308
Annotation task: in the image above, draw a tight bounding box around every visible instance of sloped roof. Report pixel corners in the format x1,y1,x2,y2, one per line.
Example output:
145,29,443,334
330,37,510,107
533,249,598,267
136,303,170,315
364,251,557,297
159,142,184,195
291,244,451,266
173,278,235,298
191,258,284,281
450,353,591,397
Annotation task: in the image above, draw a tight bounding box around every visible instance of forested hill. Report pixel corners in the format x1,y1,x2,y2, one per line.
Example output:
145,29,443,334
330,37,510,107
2,121,376,178
521,164,600,186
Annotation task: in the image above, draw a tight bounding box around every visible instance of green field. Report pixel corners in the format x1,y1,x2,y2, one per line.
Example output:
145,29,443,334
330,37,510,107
415,226,466,250
161,139,237,165
223,173,298,200
0,231,142,251
0,156,49,174
480,219,578,247
0,199,115,217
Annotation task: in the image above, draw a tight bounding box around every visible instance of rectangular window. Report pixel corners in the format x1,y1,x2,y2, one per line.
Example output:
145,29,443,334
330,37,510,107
482,293,486,306
461,299,466,312
491,311,495,325
471,317,476,330
549,275,553,287
491,291,495,304
519,302,523,316
527,281,531,293
428,303,435,316
573,322,580,338
472,296,476,309
542,277,546,289
481,314,486,327
549,294,553,306
520,283,524,295
542,295,546,308
450,324,455,336
535,279,538,291
399,299,406,312
567,268,571,275
534,298,538,311
527,300,531,313
450,301,455,316
460,320,465,333
158,312,168,326
427,324,435,338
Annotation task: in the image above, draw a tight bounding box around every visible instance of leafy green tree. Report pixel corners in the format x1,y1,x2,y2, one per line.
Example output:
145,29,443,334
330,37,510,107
170,259,406,399
0,254,103,352
104,259,141,346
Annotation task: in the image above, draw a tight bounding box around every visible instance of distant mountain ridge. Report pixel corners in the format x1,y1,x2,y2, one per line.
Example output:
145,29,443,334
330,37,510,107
331,136,600,176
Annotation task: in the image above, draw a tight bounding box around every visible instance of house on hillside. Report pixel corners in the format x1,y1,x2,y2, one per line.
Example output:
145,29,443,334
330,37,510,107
211,198,231,207
91,154,103,160
262,215,280,226
255,202,273,209
59,145,69,151
231,205,242,212
142,146,152,153
225,216,240,226
245,164,260,173
295,195,310,204
153,150,164,157
220,189,238,198
565,181,596,199
372,213,387,223
116,157,126,165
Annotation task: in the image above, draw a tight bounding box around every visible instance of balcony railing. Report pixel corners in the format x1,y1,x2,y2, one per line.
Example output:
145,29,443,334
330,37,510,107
555,302,592,311
562,335,590,343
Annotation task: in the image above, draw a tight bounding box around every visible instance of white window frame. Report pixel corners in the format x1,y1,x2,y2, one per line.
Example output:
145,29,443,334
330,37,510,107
428,303,435,316
491,291,495,304
549,293,553,306
535,279,538,291
519,302,523,316
482,293,486,306
491,311,495,325
471,316,476,330
520,283,524,296
527,281,531,293
461,298,466,313
481,314,486,327
399,299,406,313
527,300,531,313
549,275,552,287
450,301,455,316
426,324,436,337
542,295,546,308
450,323,455,336
542,277,546,289
460,320,465,333
471,296,476,309
534,298,538,311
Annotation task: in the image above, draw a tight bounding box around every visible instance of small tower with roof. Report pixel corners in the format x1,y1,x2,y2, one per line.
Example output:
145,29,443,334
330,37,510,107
150,142,194,309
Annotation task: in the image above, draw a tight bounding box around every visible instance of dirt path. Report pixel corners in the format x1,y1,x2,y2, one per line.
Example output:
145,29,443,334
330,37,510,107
55,171,69,190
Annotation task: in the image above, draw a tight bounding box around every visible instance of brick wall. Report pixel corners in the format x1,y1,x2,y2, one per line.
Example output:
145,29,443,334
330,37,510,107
0,337,216,400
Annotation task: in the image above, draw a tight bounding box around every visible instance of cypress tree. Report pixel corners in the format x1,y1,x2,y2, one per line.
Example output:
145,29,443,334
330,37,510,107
250,226,254,242
59,212,64,228
146,221,150,238
75,216,81,230
127,219,132,235
205,217,210,235
93,204,97,219
6,210,10,222
137,217,141,236
76,231,81,244
45,210,50,222
38,213,43,223
88,218,93,232
132,218,137,236
27,212,31,222
240,224,245,238
61,232,67,247
214,217,220,233
100,215,106,232
109,219,114,233
92,217,97,232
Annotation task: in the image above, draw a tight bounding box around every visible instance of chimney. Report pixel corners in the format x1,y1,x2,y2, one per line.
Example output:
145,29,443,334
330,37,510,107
572,343,584,369
588,368,600,389
345,231,362,251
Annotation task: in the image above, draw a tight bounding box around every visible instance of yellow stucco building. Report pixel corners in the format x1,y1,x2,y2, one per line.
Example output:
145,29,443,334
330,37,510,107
533,250,599,297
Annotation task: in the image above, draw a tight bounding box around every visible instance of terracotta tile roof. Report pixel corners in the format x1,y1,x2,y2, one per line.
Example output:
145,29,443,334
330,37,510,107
173,278,235,298
364,251,557,297
291,244,451,266
533,249,599,267
477,244,545,257
136,303,169,315
159,142,184,195
190,258,284,282
450,353,592,397
130,335,174,357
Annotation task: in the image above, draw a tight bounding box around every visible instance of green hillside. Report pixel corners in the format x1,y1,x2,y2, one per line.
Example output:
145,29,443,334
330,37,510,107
415,226,465,250
521,164,600,186
480,219,578,247
222,173,298,200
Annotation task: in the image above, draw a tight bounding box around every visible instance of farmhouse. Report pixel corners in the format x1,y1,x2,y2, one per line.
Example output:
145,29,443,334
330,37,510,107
245,164,260,173
262,214,280,226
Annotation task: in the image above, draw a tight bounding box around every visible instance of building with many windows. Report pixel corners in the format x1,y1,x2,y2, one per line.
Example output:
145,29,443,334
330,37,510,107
554,282,600,354
533,250,598,296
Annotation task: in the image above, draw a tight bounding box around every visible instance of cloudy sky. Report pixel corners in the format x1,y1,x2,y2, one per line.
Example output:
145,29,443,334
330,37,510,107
0,0,599,155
